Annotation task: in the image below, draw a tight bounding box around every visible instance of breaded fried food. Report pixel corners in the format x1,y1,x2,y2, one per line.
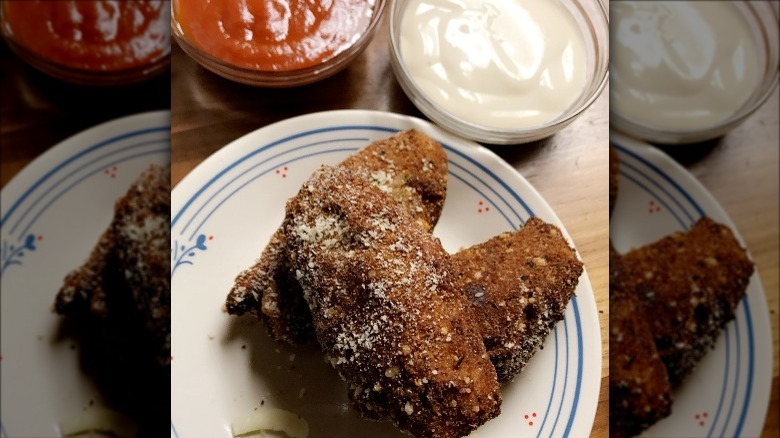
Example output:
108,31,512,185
451,217,582,382
55,164,171,432
609,242,672,438
609,145,619,217
620,217,754,387
285,165,501,438
55,227,115,317
225,129,448,343
229,227,313,343
110,164,171,365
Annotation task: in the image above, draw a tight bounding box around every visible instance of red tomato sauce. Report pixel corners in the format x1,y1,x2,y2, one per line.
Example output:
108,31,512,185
176,0,376,71
2,1,169,72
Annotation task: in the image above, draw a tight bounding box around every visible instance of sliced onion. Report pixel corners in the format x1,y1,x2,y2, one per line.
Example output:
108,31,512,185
232,408,309,438
60,408,137,437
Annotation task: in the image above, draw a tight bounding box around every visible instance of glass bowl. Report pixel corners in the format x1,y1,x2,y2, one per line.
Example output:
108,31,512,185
0,1,170,86
609,1,779,145
388,0,609,145
171,0,387,87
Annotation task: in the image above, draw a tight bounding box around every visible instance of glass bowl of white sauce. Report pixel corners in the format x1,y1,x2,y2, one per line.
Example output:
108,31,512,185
610,1,780,144
388,0,609,145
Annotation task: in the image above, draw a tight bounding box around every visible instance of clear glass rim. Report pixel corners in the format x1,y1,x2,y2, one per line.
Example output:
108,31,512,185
0,4,170,86
171,0,387,87
608,1,780,144
388,0,610,144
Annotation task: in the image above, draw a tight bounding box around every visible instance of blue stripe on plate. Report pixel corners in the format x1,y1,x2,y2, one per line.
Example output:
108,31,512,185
443,145,535,222
18,148,169,239
179,138,369,237
447,156,525,226
709,331,730,437
187,147,359,240
172,126,398,228
537,326,559,438
550,318,570,435
721,323,741,436
10,138,166,236
448,171,517,228
620,159,696,225
615,142,755,437
563,298,585,436
613,144,705,218
619,171,687,229
733,300,755,436
0,126,169,228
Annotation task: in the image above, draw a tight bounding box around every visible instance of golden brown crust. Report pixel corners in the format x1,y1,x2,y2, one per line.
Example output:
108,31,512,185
620,217,754,387
609,242,672,438
339,129,448,232
56,227,115,317
57,164,171,364
285,165,500,438
452,217,582,382
225,129,448,344
225,228,312,343
53,164,171,432
111,163,171,364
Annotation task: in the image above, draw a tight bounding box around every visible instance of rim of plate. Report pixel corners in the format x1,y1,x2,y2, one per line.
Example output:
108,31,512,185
1,111,171,236
170,109,601,438
0,111,171,438
610,131,773,438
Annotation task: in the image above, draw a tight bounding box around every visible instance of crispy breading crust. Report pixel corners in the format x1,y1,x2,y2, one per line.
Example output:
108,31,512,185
54,164,170,432
620,217,753,387
228,228,312,343
56,227,114,317
225,129,448,344
285,166,500,438
451,217,582,382
609,243,672,438
111,163,171,365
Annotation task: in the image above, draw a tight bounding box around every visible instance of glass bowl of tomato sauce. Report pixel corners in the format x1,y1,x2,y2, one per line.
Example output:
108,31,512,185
171,0,387,87
1,1,170,86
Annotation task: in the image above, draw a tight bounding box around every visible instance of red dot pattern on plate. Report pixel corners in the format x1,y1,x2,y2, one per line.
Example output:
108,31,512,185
648,199,661,214
103,166,118,179
37,235,42,241
208,235,214,241
694,411,708,427
276,166,289,178
477,200,490,214
523,412,537,426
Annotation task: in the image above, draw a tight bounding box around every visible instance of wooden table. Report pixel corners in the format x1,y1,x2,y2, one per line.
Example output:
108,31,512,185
170,14,611,437
0,39,170,188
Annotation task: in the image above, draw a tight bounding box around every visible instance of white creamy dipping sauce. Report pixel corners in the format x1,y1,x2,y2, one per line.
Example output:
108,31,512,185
399,0,587,130
611,1,760,131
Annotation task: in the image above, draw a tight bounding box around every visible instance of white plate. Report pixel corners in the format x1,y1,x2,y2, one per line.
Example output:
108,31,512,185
171,110,601,438
0,111,171,438
610,131,773,437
